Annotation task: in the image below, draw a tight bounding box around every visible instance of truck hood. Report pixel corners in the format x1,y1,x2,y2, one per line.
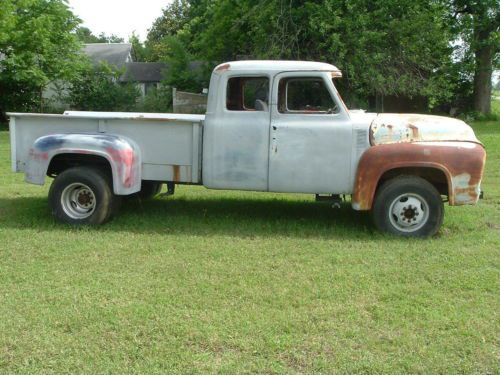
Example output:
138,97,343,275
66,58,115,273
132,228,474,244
369,113,480,145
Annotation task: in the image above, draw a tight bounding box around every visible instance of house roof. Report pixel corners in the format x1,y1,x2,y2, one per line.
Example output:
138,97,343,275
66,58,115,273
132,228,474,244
83,43,132,68
120,62,167,83
120,61,205,83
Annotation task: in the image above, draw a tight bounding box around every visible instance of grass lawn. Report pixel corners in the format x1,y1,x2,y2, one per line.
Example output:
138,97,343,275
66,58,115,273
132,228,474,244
0,120,498,374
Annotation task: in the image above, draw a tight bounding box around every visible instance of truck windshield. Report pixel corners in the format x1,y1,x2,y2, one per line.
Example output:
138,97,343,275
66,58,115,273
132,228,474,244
331,78,349,111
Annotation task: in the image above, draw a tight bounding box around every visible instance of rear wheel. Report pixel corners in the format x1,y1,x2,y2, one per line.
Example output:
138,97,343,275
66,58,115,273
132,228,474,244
372,176,444,237
49,167,119,225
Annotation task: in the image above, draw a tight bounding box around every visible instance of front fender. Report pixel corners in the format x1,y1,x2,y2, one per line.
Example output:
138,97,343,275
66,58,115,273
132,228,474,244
352,142,486,210
26,133,142,195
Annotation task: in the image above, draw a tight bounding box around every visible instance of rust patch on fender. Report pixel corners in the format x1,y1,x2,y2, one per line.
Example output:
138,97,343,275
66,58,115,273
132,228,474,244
352,142,486,210
408,124,419,139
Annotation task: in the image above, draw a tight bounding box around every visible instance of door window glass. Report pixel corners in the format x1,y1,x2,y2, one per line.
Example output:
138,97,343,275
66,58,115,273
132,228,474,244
227,77,269,111
278,77,338,114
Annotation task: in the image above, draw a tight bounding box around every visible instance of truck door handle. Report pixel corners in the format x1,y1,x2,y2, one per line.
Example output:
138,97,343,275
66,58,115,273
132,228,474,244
272,126,277,130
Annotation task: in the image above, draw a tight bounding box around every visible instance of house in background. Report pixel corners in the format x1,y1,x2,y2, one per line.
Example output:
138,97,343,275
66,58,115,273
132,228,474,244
84,43,166,98
83,45,208,112
43,43,166,107
42,43,208,112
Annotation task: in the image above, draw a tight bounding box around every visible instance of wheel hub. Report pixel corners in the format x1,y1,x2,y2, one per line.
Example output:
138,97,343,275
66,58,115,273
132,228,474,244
61,183,97,219
389,194,429,232
77,190,93,207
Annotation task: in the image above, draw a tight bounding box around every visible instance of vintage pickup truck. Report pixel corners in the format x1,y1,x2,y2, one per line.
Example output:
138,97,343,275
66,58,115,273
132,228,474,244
8,61,486,237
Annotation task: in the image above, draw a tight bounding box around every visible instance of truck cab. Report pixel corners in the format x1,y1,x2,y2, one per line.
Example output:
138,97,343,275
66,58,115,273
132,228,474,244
203,61,356,195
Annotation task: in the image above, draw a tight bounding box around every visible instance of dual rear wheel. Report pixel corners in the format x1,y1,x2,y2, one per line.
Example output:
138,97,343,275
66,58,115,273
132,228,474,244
49,167,117,225
49,167,163,225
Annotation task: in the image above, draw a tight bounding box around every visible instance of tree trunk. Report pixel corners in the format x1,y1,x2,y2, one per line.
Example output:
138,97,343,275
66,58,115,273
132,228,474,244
472,29,494,115
375,93,384,113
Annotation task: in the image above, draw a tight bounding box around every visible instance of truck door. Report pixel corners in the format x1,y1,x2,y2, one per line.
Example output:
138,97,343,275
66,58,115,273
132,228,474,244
268,72,352,193
202,75,271,191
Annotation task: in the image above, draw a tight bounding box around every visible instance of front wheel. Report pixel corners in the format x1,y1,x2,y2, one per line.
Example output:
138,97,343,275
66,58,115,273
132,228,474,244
49,167,119,225
372,176,444,237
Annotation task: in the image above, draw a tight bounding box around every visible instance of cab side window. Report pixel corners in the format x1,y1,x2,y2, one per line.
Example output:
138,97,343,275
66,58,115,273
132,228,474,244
278,77,338,114
226,77,269,111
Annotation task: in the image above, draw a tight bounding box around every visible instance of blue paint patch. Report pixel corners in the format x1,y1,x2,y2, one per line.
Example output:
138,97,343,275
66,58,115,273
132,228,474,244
34,135,65,151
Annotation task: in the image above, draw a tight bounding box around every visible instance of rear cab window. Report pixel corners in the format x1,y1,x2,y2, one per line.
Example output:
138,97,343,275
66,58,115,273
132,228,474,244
226,77,269,111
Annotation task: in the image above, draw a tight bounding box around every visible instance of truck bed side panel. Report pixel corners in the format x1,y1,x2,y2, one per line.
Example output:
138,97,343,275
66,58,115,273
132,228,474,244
8,113,204,185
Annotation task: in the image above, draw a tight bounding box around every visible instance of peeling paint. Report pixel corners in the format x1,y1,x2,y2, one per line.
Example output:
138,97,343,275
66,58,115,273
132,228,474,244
370,114,480,145
452,173,481,204
25,133,142,195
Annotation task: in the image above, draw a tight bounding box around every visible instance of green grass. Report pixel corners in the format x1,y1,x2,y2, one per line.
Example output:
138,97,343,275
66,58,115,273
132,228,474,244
0,121,499,374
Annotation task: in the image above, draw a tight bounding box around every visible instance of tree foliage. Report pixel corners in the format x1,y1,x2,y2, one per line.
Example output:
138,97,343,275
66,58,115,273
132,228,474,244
146,0,191,61
1,0,495,117
0,0,82,118
66,62,140,112
75,26,125,43
145,0,497,114
128,32,148,62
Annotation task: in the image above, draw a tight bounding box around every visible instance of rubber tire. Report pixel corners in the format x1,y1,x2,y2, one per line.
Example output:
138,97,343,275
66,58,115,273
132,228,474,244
372,176,444,238
48,166,117,225
128,181,162,200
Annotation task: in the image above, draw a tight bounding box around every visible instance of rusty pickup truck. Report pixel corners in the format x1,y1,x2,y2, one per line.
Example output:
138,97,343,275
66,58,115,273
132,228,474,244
8,61,486,237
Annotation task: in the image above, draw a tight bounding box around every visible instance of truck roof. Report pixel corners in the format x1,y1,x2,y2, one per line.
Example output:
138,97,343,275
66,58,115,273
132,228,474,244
214,60,341,73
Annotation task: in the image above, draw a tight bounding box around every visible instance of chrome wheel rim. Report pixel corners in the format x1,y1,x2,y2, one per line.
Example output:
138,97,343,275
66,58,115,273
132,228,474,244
388,193,429,233
61,183,96,219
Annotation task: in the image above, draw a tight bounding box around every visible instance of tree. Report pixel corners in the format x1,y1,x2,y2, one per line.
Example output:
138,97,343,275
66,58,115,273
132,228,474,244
168,0,453,110
128,32,148,62
75,26,124,43
0,0,82,118
307,0,454,110
146,0,191,60
448,0,499,115
159,36,206,91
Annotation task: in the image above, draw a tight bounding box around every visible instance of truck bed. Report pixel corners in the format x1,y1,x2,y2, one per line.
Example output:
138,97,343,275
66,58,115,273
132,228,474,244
8,111,205,184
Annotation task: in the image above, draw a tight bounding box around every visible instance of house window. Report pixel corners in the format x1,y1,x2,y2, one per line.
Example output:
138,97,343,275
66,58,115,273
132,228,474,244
226,77,269,111
278,77,338,114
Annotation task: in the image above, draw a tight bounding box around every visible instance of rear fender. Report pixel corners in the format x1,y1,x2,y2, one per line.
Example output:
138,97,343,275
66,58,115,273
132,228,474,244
352,142,486,210
26,133,142,195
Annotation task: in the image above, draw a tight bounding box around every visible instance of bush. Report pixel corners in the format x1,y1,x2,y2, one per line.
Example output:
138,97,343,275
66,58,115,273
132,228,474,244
67,62,140,112
135,85,173,113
